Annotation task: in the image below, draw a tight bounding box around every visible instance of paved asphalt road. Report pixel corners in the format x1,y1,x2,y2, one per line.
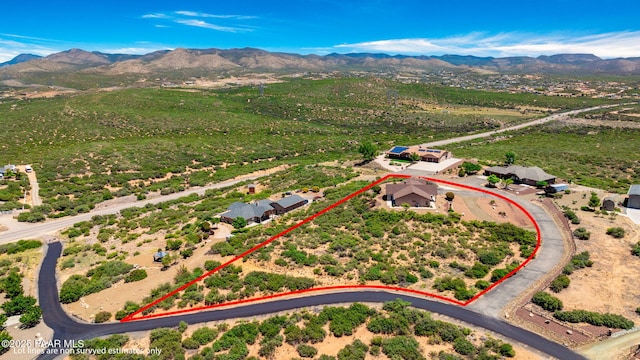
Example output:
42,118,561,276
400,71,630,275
37,242,585,360
414,102,631,149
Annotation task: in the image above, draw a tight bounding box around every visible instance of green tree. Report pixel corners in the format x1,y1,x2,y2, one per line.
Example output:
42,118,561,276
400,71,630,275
161,254,173,269
0,330,11,355
535,180,548,188
358,142,378,162
409,152,421,163
505,151,516,165
445,192,455,201
232,217,247,229
461,162,482,175
2,271,23,299
503,178,514,190
588,192,601,209
19,306,42,328
2,295,36,316
487,174,500,187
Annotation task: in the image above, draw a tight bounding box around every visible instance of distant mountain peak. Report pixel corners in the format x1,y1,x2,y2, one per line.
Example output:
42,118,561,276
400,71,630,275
0,53,42,67
0,47,639,77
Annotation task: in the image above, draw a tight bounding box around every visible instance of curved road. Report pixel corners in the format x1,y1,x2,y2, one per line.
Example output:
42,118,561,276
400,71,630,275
16,104,625,360
37,242,585,360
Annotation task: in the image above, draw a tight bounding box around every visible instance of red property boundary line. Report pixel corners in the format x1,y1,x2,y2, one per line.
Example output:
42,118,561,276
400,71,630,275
122,174,541,322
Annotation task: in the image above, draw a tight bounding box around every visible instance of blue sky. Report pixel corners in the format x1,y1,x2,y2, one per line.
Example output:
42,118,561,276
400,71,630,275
2,0,640,62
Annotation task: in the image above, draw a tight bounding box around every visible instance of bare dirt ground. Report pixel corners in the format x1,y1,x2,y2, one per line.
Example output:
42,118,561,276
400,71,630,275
508,185,640,358
551,187,640,322
63,224,235,321
560,117,640,129
448,193,534,229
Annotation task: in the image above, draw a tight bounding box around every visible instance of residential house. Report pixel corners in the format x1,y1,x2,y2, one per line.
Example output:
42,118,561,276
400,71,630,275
628,185,640,209
220,201,275,224
484,165,556,186
220,195,308,224
386,178,438,208
270,195,308,215
386,146,452,163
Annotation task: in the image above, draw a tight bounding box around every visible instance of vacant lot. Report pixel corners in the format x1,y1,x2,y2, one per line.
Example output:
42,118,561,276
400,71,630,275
551,188,640,323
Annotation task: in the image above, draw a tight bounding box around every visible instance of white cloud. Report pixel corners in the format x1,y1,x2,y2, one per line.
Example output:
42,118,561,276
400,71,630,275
174,11,256,20
334,31,640,58
175,19,249,33
141,13,170,19
0,35,62,62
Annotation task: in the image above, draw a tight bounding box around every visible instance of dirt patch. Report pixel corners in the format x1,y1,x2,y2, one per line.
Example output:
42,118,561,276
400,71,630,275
561,117,640,129
549,187,640,322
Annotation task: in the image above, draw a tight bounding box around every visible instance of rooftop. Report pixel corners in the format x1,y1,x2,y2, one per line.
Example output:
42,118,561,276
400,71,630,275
628,185,640,196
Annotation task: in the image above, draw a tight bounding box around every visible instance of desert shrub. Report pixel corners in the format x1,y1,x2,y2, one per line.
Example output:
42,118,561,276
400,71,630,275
204,260,222,271
464,262,490,279
606,227,625,238
549,275,570,293
297,344,318,358
0,240,42,255
633,242,640,257
573,227,591,240
563,251,593,275
381,336,425,359
94,311,112,323
191,327,218,345
337,339,368,360
554,310,634,329
453,337,476,356
475,280,490,290
124,269,148,283
563,209,580,224
531,292,563,311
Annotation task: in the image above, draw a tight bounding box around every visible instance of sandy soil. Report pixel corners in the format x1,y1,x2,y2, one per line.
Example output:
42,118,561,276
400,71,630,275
63,224,235,321
561,117,640,129
449,193,533,229
548,187,640,323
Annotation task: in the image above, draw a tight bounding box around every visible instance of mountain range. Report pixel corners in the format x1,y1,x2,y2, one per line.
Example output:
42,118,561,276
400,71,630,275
1,48,640,79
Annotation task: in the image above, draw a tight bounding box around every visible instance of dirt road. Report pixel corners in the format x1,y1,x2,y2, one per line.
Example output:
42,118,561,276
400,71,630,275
0,166,285,244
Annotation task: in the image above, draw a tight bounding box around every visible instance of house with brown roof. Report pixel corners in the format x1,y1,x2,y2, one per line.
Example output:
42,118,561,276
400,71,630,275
484,165,556,186
386,178,438,208
386,146,452,163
